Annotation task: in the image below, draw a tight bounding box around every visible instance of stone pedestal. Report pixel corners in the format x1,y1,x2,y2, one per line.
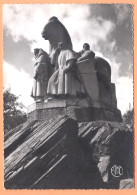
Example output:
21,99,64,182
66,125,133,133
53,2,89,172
28,99,122,122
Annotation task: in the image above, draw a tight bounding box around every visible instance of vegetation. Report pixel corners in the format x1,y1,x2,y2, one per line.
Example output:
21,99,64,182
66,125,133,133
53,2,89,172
123,108,134,126
3,88,27,133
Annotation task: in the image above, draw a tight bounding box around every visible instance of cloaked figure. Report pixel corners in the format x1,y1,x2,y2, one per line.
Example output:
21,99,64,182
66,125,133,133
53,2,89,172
77,43,95,62
31,48,51,102
47,42,85,98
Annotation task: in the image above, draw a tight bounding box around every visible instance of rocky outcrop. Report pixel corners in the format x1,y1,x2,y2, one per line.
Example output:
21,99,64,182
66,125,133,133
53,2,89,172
119,179,134,189
4,116,134,189
78,121,134,188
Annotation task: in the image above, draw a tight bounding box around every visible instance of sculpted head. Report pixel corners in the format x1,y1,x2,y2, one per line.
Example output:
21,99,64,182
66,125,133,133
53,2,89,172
83,43,90,51
34,48,40,58
58,42,66,51
41,16,72,50
41,16,59,40
34,48,47,58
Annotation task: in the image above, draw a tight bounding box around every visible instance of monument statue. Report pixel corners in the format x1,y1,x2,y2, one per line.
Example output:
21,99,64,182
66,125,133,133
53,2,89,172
77,43,95,62
47,42,85,97
28,16,122,123
31,48,51,102
41,16,73,68
40,17,117,106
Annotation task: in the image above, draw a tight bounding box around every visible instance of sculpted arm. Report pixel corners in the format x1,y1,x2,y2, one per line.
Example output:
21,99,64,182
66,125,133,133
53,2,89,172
64,59,75,73
77,51,95,62
77,55,88,62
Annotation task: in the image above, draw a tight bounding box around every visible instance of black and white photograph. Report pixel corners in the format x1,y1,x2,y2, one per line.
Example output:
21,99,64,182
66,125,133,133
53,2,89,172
3,4,134,189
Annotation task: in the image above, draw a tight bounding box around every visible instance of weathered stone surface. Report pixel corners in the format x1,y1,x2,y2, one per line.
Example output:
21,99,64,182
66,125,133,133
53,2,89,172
97,156,110,183
27,100,67,113
28,103,122,122
78,121,134,188
98,81,117,109
4,116,104,189
4,120,40,158
4,116,133,189
119,178,134,189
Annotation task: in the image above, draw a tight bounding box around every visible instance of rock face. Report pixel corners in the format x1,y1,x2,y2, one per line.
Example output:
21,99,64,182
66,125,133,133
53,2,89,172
119,179,134,189
78,121,134,188
4,116,134,189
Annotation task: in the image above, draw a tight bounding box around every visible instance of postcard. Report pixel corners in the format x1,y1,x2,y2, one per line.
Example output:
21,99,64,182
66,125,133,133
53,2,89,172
0,1,136,194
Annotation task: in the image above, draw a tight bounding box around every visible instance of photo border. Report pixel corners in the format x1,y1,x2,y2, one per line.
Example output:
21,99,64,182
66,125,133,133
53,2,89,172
0,0,136,194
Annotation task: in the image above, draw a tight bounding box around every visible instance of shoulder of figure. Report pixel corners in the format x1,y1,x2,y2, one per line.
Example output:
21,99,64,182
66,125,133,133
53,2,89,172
84,50,95,57
79,50,84,54
89,50,95,55
39,53,48,61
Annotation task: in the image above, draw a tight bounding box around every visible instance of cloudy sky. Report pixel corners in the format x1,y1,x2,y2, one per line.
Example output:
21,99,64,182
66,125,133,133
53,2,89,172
3,4,133,114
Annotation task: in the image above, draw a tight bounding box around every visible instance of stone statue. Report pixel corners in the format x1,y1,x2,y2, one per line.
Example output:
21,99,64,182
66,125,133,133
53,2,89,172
47,42,85,97
76,43,116,107
28,17,122,123
77,43,95,62
31,48,51,102
41,16,73,69
40,17,118,109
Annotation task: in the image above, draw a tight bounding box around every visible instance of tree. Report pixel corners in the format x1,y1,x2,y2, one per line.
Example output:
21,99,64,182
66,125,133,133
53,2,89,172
3,88,27,133
123,108,134,125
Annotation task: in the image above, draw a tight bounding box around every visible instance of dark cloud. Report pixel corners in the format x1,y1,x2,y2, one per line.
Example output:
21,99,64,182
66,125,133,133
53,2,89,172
89,4,117,22
3,28,33,76
88,4,133,76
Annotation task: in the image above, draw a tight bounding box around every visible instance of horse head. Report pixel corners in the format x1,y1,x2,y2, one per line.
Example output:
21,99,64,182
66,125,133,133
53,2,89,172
41,16,73,56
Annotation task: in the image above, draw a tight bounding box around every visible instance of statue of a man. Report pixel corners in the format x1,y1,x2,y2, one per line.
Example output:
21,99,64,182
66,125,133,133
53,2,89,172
47,42,85,98
31,48,50,102
77,43,95,62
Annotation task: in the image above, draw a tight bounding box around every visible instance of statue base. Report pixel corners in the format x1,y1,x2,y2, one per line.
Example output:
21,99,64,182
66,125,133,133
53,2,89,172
27,98,122,122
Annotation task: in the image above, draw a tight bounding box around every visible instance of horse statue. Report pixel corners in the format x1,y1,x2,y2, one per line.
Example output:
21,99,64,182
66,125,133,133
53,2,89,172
41,16,117,109
41,16,73,63
41,16,111,84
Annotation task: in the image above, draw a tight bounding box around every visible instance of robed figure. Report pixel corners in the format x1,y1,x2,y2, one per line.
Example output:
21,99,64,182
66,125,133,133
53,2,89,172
47,42,85,97
31,48,51,102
